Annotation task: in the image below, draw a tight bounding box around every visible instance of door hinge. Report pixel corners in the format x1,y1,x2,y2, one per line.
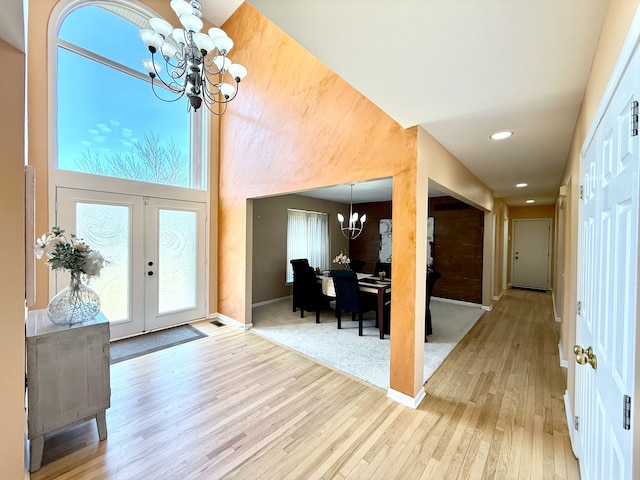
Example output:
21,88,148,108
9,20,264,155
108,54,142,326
579,185,584,200
574,415,580,431
623,395,631,430
577,301,582,315
632,100,639,137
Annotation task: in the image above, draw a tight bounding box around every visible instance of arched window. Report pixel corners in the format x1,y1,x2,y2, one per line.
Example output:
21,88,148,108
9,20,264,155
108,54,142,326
56,2,206,189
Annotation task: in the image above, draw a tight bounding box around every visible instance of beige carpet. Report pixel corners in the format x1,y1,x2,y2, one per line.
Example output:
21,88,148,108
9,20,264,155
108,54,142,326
251,297,484,390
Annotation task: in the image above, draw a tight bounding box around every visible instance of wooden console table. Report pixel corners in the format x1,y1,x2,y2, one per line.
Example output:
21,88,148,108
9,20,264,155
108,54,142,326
26,310,111,472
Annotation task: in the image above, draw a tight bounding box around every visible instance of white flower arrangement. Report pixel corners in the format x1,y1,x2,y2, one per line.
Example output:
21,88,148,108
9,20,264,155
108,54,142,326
35,226,106,281
332,251,350,266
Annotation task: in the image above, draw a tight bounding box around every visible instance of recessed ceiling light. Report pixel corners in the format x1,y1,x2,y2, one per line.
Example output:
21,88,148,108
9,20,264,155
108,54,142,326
526,199,535,204
516,183,528,188
490,131,513,140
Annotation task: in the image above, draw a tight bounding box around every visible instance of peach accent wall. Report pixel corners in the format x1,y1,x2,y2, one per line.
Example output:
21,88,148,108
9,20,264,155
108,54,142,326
0,38,27,478
559,0,640,450
220,4,423,396
418,128,494,212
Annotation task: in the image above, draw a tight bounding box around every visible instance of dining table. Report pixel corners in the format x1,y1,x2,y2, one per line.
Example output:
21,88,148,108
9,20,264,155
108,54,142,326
319,272,392,339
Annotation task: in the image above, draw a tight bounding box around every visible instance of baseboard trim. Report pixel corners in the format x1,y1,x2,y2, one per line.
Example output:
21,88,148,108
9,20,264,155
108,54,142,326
558,341,568,368
252,295,292,308
209,312,252,330
564,390,579,458
431,297,482,309
552,292,562,322
387,387,426,409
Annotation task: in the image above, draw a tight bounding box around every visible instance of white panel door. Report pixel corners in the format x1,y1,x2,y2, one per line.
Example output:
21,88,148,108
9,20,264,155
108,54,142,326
511,219,551,289
576,44,638,480
56,188,207,339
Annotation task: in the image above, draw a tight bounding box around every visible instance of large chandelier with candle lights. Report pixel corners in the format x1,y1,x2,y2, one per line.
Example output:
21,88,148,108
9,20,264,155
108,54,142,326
139,0,247,115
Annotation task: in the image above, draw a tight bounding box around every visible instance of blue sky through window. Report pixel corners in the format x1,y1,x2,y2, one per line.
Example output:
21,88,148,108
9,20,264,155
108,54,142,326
57,5,193,188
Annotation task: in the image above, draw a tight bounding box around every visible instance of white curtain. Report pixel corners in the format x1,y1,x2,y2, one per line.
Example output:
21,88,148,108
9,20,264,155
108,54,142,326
286,209,329,282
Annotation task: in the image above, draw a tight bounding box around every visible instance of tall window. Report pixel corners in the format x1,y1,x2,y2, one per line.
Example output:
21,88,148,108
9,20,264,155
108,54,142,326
286,209,329,282
56,3,206,189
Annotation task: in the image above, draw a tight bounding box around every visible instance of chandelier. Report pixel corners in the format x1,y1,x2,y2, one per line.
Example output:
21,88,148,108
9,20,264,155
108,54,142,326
139,0,247,115
337,184,367,240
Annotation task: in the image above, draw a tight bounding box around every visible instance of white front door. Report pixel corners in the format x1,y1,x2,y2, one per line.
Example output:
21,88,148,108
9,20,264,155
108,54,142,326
511,218,551,289
56,188,207,339
576,43,638,479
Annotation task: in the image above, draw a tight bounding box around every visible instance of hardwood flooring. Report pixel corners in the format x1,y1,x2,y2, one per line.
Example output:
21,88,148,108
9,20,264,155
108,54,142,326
30,288,579,479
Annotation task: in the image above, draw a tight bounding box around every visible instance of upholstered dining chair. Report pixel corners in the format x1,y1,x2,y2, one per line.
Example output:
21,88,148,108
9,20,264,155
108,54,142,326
374,261,391,279
425,270,441,341
330,269,378,336
290,260,328,323
349,259,366,272
290,258,310,312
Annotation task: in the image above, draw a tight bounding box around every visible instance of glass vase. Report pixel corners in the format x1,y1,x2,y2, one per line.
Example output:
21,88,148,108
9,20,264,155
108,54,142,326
47,272,101,326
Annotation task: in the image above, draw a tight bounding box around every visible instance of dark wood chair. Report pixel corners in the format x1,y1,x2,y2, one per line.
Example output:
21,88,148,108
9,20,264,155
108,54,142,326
374,261,391,279
425,270,441,341
349,259,366,272
290,258,310,312
291,260,328,323
330,269,378,336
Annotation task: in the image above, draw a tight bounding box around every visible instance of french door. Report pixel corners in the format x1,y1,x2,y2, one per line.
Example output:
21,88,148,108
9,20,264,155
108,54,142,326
56,188,207,339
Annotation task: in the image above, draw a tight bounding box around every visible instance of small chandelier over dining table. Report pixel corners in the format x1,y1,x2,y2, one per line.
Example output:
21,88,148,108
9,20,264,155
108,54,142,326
337,184,367,240
139,0,247,115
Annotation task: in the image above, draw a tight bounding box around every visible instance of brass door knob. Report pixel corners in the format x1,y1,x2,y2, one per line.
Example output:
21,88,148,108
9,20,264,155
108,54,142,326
573,345,597,370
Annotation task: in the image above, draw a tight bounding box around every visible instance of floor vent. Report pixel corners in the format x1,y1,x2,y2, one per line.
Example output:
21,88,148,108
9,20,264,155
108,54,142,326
210,320,225,327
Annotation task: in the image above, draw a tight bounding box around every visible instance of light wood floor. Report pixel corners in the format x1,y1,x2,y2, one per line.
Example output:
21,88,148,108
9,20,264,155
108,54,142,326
30,288,579,479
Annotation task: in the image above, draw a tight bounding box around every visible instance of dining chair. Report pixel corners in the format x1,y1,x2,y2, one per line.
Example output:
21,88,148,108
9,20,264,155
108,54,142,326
374,261,391,279
349,259,366,272
425,270,441,341
291,261,329,323
290,258,310,312
330,269,378,336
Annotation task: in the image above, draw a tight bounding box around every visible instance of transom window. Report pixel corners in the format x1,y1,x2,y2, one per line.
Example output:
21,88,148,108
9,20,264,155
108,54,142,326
56,3,206,189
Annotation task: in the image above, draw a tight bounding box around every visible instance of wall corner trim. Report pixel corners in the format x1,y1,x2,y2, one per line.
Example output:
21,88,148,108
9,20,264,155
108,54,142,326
564,390,579,458
387,387,426,409
210,312,252,330
558,341,569,369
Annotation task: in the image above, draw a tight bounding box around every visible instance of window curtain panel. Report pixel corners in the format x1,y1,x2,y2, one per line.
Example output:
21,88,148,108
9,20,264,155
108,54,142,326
286,210,329,282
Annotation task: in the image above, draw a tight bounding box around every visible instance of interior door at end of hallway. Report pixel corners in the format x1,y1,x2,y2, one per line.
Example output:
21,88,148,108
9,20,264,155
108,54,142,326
144,198,206,332
511,219,551,290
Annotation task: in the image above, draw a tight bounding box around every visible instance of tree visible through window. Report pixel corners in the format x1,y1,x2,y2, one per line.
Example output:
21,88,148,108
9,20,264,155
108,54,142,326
286,209,329,283
56,4,205,189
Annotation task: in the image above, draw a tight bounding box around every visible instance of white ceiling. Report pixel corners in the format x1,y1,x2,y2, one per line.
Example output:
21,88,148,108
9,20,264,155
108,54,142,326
0,1,611,206
202,0,611,206
0,0,25,52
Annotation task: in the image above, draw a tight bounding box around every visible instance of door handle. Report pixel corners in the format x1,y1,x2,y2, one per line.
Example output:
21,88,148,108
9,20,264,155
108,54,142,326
573,345,597,370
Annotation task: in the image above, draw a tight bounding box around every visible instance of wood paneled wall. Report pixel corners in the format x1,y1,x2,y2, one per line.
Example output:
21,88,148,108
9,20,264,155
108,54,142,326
429,196,484,304
348,201,392,272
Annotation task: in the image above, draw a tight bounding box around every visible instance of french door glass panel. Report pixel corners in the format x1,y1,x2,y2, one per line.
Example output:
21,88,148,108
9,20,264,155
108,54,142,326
145,198,206,331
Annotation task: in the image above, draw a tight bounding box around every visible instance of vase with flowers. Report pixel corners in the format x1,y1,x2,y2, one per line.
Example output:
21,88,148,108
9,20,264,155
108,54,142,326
35,227,106,326
332,251,351,269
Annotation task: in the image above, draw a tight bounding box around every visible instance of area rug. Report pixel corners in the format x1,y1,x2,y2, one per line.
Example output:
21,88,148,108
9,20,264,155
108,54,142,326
110,324,207,364
251,298,484,390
